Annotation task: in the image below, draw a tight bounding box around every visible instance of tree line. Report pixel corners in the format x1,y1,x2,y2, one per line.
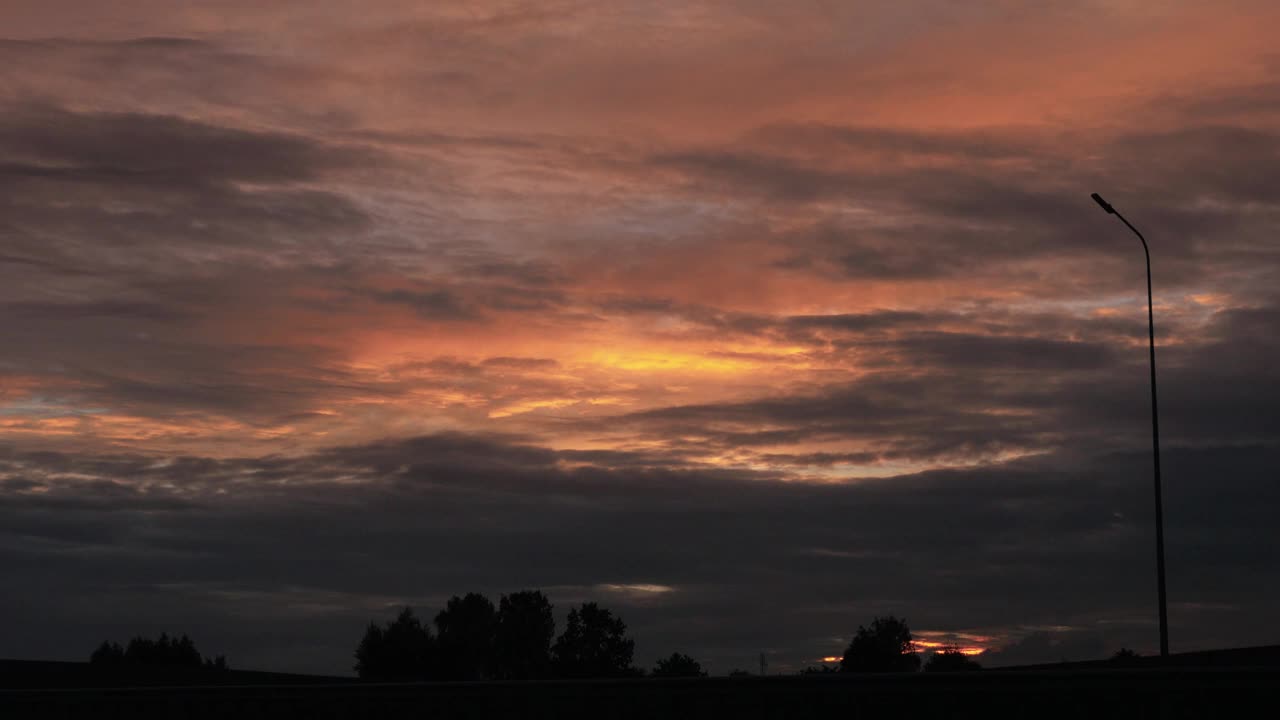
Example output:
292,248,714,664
90,633,229,671
354,590,704,681
107,609,1167,678
353,591,981,681
86,609,981,679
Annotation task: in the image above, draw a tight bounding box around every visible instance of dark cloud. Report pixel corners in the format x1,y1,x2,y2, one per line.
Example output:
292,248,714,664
366,288,477,321
0,435,1276,674
482,356,560,370
0,105,363,188
892,332,1118,371
0,103,373,269
980,630,1110,668
4,299,192,323
0,104,391,429
650,120,1280,296
1156,80,1280,120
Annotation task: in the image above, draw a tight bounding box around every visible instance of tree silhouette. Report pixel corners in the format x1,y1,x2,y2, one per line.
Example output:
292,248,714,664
651,652,706,678
923,646,982,672
90,641,125,666
551,602,635,678
493,590,555,680
800,664,839,674
434,592,498,680
90,633,227,671
354,607,436,680
840,616,921,673
1111,647,1142,666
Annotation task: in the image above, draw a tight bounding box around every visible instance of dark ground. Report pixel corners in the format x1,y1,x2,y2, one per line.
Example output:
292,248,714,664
3,648,1278,719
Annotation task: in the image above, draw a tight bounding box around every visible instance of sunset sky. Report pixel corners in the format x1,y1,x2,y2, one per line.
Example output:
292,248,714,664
2,0,1278,674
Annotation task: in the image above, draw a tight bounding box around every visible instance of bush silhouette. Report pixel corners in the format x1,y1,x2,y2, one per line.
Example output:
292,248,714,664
923,646,982,672
551,602,636,678
840,616,921,673
1110,647,1142,667
493,590,555,680
651,652,706,678
354,607,436,680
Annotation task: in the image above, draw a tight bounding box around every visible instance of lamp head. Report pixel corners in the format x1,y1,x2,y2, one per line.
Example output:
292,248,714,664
1091,192,1116,214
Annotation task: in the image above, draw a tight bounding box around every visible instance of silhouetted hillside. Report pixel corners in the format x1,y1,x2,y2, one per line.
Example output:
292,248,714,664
3,667,1277,719
990,644,1280,671
0,659,344,690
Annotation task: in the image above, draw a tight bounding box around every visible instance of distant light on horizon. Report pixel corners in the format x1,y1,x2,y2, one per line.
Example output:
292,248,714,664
913,640,988,656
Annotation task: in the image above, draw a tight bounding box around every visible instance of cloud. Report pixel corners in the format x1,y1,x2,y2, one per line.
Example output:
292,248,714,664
1,435,1277,673
0,104,364,187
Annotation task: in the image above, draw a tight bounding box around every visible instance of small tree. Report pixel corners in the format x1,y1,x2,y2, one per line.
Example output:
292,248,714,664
800,664,839,674
354,607,436,680
840,616,921,673
551,602,635,678
652,652,706,678
494,590,555,680
924,646,982,672
1111,648,1142,666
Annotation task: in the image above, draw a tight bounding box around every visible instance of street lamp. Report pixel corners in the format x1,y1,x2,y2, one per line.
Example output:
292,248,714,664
1090,192,1169,658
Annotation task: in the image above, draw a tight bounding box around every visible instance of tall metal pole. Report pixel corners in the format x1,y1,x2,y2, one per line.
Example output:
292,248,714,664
1091,193,1169,658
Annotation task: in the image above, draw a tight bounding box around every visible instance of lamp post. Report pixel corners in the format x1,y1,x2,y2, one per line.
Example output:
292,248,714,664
1090,192,1169,658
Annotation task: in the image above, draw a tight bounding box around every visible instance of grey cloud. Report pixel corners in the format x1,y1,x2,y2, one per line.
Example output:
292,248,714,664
4,299,192,323
367,288,477,321
0,105,367,188
651,121,1280,295
892,332,1118,371
482,356,560,370
783,311,935,333
1157,80,1280,120
364,280,566,321
0,436,1276,674
0,104,390,427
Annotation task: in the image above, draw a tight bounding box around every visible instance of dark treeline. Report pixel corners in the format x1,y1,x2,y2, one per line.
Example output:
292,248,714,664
72,612,1169,681
90,633,228,671
354,590,704,681
354,593,974,682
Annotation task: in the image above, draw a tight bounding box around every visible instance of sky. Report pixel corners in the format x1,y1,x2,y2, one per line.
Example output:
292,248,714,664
1,0,1278,675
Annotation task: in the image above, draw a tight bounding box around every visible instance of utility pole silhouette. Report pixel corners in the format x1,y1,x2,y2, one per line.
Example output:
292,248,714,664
1091,192,1169,658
